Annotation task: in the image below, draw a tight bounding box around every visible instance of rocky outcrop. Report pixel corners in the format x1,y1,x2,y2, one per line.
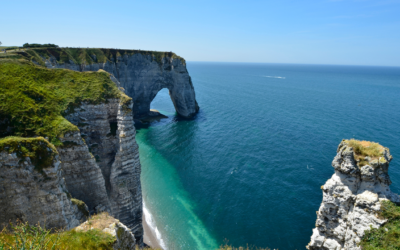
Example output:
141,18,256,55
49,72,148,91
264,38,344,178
61,97,143,243
76,213,137,250
113,222,137,250
308,140,400,250
0,138,85,230
43,50,199,118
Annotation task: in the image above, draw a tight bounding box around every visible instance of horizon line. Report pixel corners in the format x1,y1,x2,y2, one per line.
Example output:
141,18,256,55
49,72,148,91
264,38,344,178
186,60,400,68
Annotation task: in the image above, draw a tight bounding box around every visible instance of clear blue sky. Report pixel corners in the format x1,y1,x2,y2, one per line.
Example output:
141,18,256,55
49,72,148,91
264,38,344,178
1,0,400,66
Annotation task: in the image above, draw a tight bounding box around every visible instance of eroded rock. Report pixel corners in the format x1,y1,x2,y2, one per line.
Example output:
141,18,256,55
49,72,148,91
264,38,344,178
0,140,85,230
307,140,400,250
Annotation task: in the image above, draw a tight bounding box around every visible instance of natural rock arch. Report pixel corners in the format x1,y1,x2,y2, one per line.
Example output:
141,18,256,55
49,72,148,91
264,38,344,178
44,51,200,118
103,54,200,118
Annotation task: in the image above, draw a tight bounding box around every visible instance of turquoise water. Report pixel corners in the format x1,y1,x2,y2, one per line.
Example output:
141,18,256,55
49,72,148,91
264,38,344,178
138,63,400,250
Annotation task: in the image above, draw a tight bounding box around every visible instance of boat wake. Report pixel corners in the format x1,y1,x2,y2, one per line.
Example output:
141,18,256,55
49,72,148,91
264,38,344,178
263,75,286,79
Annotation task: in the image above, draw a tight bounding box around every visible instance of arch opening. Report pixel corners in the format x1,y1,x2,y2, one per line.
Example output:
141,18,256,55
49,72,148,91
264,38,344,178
150,88,176,115
135,88,174,123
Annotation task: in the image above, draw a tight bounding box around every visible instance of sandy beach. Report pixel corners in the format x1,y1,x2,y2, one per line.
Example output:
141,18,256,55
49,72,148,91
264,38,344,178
143,208,164,250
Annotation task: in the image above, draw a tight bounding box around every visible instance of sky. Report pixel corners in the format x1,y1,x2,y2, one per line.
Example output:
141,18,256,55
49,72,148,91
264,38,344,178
1,0,400,66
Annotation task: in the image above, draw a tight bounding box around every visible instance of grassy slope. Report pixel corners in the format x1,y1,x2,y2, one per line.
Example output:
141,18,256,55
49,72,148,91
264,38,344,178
360,201,400,249
0,59,131,145
0,223,117,250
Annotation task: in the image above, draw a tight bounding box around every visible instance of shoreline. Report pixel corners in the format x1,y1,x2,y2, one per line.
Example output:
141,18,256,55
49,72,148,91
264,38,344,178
143,201,165,250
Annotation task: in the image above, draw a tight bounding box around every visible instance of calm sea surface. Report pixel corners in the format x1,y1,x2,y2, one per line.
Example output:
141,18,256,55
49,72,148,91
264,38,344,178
137,63,400,250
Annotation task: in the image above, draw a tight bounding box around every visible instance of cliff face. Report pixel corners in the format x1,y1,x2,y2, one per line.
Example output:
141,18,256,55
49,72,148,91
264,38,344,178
62,98,143,242
0,60,143,244
36,48,199,118
308,140,400,250
0,138,85,230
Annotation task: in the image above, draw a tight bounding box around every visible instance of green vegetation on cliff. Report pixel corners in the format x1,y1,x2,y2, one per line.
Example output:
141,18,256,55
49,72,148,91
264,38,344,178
23,43,59,48
0,214,155,250
0,222,116,250
2,46,185,66
360,200,400,249
0,59,131,145
30,47,185,65
345,139,386,167
71,198,89,217
0,136,57,172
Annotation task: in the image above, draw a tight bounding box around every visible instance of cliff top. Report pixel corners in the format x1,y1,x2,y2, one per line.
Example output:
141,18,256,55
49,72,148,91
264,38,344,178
342,139,388,166
1,47,185,67
0,59,131,145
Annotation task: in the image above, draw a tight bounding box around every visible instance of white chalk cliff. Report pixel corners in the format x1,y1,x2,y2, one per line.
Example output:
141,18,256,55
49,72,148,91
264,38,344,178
308,140,400,250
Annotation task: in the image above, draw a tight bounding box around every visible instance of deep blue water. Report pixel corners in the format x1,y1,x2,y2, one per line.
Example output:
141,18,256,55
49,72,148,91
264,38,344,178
137,63,400,250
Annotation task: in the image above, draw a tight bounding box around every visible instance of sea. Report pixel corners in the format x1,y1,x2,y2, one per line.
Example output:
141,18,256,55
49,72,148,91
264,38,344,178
136,62,400,250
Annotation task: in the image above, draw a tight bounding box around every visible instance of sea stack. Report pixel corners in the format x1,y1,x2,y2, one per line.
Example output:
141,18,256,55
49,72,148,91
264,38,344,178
307,139,400,250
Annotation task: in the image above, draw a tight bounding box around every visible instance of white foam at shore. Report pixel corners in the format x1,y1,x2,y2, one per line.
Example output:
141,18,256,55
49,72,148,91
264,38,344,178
143,201,167,250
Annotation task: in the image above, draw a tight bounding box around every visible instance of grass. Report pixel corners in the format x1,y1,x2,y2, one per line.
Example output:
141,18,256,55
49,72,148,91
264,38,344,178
0,221,115,250
0,136,57,172
359,200,400,249
0,215,155,250
345,139,385,166
0,59,131,144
